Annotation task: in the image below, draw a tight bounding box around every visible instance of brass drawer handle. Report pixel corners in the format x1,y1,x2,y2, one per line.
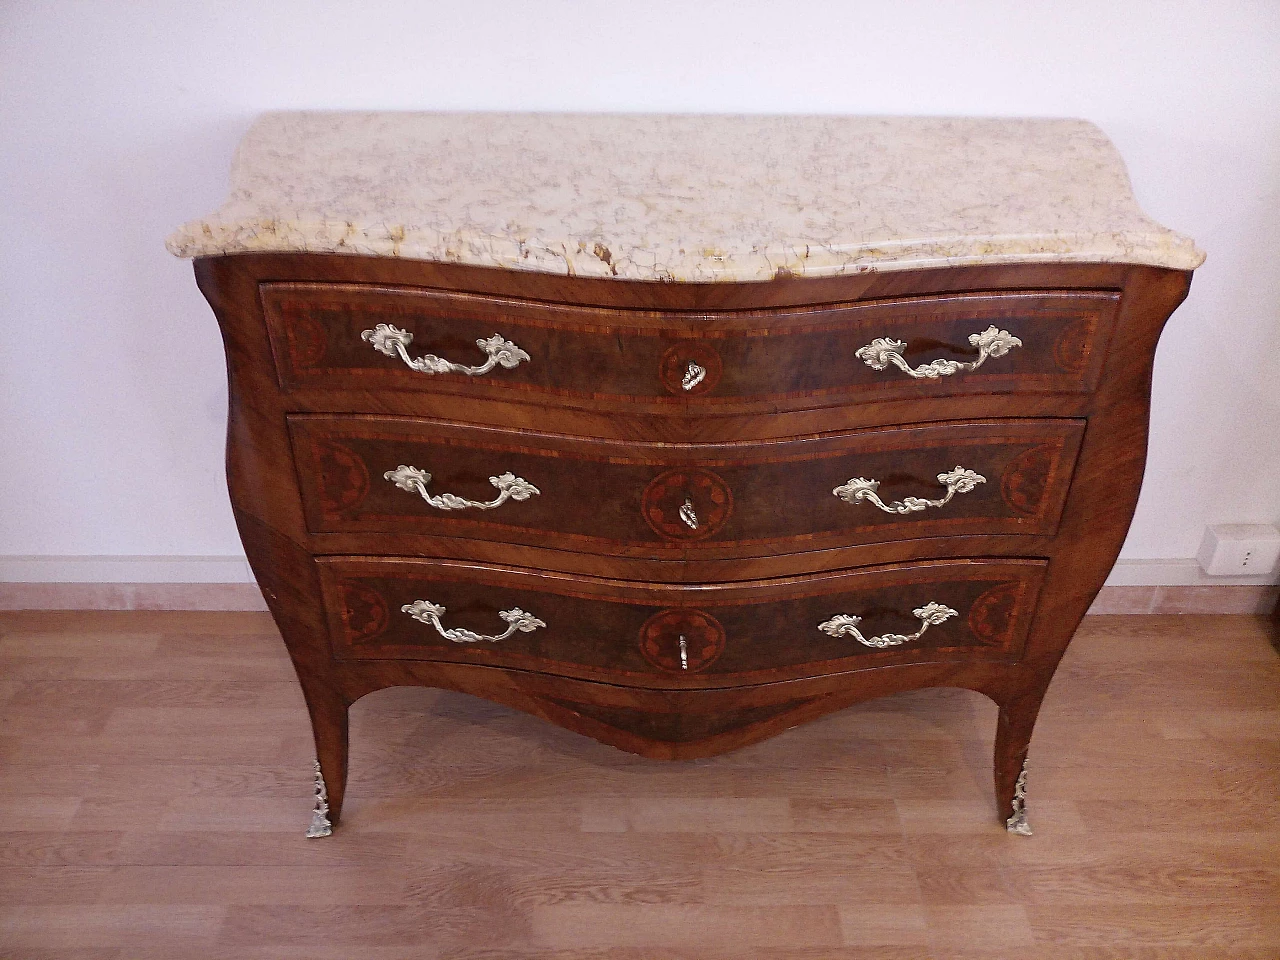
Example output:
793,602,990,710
818,601,957,648
834,466,985,514
361,323,530,376
402,600,546,644
384,465,540,511
855,325,1022,379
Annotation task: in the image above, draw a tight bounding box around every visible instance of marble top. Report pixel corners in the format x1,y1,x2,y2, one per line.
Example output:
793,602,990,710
167,112,1204,281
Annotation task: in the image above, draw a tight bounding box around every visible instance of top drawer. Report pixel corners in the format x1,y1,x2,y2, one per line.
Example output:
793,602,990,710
261,283,1119,411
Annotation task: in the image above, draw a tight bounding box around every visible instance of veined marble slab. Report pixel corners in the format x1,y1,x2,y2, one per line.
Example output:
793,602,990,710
167,112,1204,281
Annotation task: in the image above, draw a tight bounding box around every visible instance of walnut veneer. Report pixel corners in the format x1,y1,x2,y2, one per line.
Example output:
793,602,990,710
192,253,1191,836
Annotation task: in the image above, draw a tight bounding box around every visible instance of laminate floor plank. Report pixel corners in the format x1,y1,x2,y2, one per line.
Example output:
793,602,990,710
527,904,845,950
0,611,1276,958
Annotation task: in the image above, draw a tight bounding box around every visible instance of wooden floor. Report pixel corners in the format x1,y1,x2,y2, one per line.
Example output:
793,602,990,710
0,612,1276,959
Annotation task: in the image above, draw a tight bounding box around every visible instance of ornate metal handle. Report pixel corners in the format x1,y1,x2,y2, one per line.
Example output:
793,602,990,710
384,465,539,511
682,361,706,391
818,601,957,649
361,323,530,376
855,325,1022,379
679,637,689,670
833,466,985,515
402,599,546,644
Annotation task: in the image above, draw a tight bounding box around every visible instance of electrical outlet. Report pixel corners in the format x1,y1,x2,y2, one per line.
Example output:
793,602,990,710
1196,524,1280,576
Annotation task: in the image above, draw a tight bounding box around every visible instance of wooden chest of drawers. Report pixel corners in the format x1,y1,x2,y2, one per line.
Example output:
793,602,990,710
172,113,1202,837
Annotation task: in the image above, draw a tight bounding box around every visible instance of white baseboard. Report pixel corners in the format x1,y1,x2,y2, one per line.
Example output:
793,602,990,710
0,582,269,612
1101,558,1278,587
0,556,257,584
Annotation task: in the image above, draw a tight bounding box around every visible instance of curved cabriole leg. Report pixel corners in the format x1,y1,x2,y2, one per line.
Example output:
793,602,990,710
300,682,349,838
994,691,1044,836
228,510,352,837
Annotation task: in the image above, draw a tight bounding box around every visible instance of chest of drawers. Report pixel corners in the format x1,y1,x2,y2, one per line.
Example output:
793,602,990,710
170,112,1202,837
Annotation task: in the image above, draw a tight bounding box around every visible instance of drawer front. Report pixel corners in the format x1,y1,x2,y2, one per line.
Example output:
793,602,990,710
262,283,1119,408
291,416,1084,556
318,557,1046,687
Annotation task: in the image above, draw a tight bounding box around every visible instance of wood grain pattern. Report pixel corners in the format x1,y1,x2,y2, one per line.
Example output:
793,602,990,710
289,415,1084,556
0,610,1276,958
193,252,1193,834
315,556,1046,686
261,283,1121,414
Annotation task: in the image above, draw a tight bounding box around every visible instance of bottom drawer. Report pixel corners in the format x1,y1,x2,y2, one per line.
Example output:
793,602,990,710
319,557,1046,689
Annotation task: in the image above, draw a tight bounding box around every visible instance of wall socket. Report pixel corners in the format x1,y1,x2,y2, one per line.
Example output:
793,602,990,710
1196,524,1280,576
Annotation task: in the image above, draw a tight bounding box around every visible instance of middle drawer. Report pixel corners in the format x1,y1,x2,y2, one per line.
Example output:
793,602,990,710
291,415,1084,558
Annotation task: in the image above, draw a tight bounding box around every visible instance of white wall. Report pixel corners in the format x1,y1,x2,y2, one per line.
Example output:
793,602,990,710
2,0,1278,582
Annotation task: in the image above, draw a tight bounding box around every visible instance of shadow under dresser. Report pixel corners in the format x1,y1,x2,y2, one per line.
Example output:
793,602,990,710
167,112,1204,836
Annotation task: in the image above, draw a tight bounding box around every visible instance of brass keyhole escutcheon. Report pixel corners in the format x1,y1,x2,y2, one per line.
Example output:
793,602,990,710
682,361,706,391
658,342,722,395
639,609,726,674
679,498,698,530
641,468,732,541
